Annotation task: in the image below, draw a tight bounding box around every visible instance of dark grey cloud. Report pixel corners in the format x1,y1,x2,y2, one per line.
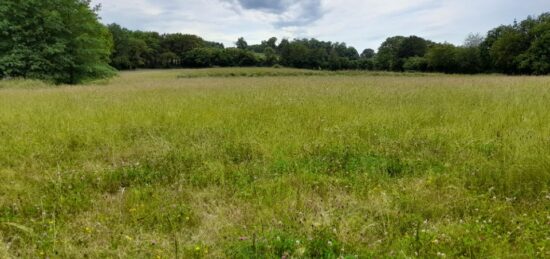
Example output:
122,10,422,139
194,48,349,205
275,0,323,27
236,0,287,13
231,0,324,27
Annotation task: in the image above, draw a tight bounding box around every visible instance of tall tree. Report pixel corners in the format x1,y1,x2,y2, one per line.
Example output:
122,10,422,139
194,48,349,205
161,34,205,66
0,0,115,84
426,43,458,73
360,49,375,59
236,37,248,50
376,36,405,71
398,36,429,59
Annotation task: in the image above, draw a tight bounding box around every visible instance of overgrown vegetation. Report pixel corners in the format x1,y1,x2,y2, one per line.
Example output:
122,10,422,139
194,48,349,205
0,68,549,257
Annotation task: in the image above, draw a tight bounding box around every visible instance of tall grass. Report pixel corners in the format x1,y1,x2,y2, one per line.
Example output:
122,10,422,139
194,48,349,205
0,68,549,258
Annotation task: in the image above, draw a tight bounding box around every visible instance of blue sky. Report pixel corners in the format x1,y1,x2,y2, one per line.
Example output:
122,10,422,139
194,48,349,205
91,0,549,51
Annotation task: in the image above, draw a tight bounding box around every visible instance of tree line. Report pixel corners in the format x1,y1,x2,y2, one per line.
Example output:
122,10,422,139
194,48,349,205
1,0,549,84
107,13,550,75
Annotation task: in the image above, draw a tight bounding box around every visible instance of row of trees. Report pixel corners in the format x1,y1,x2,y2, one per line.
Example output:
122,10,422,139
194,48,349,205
1,0,549,84
108,26,275,69
374,13,550,74
108,12,550,75
107,29,381,71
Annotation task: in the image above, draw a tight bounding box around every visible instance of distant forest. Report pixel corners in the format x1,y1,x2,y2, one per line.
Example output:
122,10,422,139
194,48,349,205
1,0,549,84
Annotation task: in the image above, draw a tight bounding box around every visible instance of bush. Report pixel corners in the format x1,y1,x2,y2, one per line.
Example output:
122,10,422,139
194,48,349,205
403,57,428,72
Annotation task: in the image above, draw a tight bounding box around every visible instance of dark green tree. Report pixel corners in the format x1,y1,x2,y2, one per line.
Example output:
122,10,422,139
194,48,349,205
403,56,428,72
263,47,278,66
360,49,375,59
161,34,205,66
0,0,115,84
375,36,405,71
108,24,149,70
398,36,429,59
236,37,248,50
426,43,458,73
489,28,529,74
455,46,482,74
517,13,550,74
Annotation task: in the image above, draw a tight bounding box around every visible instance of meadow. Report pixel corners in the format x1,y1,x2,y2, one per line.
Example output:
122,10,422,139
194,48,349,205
0,68,549,258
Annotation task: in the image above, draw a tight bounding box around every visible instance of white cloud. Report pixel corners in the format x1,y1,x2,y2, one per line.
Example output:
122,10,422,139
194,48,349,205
91,0,549,50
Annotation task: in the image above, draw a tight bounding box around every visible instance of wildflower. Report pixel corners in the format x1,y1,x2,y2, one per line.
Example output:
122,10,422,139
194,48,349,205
327,240,333,246
437,252,446,257
85,227,93,234
195,246,201,252
124,235,133,241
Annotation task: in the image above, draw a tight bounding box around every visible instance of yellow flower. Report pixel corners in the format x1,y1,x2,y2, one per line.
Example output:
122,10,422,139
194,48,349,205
195,246,201,251
85,227,93,234
124,235,133,241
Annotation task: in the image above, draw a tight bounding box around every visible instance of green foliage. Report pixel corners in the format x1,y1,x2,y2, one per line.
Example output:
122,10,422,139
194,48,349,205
277,39,360,70
376,36,431,72
236,37,248,50
426,44,458,73
108,24,151,69
398,36,429,59
371,12,550,75
375,36,405,71
360,48,375,59
183,48,218,68
0,0,115,84
403,56,428,72
263,47,278,66
489,28,528,74
455,46,483,74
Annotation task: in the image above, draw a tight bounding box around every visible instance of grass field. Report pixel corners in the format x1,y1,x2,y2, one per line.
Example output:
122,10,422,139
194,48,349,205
1,68,549,258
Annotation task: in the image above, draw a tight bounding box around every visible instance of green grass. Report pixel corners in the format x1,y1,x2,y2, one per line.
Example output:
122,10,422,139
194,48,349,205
0,68,549,258
176,67,436,78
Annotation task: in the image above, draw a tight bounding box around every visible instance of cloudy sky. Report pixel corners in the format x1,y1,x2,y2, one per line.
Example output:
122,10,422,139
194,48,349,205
91,0,548,50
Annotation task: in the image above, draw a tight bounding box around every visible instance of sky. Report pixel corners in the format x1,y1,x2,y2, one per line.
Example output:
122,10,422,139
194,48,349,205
90,0,549,51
